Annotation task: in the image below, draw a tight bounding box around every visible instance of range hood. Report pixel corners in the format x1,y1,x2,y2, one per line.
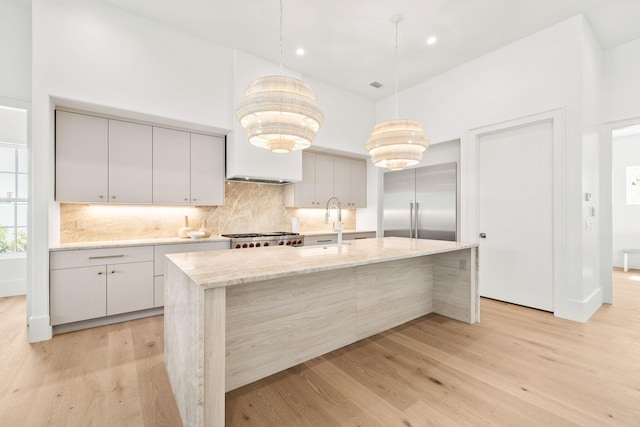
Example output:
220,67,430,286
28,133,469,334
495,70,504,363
226,50,303,184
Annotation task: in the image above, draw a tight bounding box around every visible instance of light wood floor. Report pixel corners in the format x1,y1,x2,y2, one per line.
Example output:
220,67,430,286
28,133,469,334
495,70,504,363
1,269,638,426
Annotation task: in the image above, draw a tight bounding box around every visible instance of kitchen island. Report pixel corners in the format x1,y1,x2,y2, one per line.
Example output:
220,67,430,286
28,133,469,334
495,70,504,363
164,237,479,427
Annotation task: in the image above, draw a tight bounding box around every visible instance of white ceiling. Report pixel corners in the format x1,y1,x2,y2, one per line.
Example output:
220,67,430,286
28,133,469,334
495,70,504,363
94,1,640,100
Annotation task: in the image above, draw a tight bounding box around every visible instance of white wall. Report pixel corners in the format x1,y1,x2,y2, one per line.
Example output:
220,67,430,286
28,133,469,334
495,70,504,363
30,0,234,341
0,0,31,298
0,0,31,101
580,17,604,316
603,37,640,123
612,132,640,269
372,15,606,322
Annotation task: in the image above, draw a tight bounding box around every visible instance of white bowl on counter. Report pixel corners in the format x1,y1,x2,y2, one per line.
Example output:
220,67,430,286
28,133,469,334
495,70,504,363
187,231,206,240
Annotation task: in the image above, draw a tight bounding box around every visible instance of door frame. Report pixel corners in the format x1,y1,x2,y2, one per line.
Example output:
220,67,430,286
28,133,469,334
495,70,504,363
461,109,565,315
601,115,640,304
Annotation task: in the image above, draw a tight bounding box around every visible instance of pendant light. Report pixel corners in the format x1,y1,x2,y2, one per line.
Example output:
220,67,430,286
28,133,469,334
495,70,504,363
366,15,430,171
235,0,324,154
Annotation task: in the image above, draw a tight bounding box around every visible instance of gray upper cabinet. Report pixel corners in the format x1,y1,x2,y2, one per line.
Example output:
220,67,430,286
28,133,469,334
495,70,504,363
190,133,225,206
285,151,366,208
152,127,191,205
108,120,153,204
55,111,109,203
55,110,225,206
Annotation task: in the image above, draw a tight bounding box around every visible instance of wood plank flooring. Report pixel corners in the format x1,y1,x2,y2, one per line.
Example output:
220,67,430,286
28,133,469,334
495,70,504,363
1,269,639,426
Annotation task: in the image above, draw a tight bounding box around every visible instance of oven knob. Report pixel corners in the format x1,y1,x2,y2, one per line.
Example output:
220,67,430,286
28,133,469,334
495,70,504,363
256,242,261,247
297,240,302,245
286,240,292,245
264,242,269,246
279,241,284,245
235,244,241,249
249,243,255,248
242,243,248,248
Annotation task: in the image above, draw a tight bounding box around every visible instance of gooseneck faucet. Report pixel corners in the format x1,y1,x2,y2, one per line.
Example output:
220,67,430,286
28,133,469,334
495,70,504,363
325,196,343,247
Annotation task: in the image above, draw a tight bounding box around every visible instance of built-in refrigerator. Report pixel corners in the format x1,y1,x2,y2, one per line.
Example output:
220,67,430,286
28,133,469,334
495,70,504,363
383,162,457,241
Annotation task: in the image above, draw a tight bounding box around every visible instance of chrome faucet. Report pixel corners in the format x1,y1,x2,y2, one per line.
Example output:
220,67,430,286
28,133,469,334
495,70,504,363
325,196,343,247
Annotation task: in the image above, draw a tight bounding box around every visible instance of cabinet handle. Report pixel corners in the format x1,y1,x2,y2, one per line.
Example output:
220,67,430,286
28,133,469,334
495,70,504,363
111,195,116,199
88,254,124,259
192,198,198,201
184,198,189,201
110,270,116,274
318,239,333,243
354,237,368,239
99,195,104,199
97,271,104,275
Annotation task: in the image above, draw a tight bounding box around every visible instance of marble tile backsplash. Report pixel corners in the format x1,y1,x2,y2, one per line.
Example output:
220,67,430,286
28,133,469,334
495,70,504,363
59,181,356,243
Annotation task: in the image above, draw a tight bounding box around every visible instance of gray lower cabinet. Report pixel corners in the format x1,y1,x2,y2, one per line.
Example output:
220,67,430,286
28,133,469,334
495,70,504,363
152,241,229,307
304,231,376,246
50,246,154,326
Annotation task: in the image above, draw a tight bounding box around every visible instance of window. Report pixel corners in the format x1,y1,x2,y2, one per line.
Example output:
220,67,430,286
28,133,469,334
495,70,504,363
627,165,640,205
0,143,28,253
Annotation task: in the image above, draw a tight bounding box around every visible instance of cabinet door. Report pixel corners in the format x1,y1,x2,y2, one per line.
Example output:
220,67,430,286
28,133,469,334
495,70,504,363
153,127,190,204
349,159,367,208
333,157,351,206
108,120,153,203
299,152,317,207
55,111,108,203
50,266,107,325
154,276,164,308
314,153,334,206
190,133,224,206
106,261,154,316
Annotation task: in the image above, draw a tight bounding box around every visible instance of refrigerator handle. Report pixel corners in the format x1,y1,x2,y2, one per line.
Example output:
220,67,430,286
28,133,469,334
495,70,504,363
415,201,419,239
409,201,414,238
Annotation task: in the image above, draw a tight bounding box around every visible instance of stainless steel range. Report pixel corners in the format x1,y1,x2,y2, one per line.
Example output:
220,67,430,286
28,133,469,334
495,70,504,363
221,232,304,249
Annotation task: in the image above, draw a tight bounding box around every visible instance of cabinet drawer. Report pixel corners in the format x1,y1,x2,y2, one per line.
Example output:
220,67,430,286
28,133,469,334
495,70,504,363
344,232,376,240
305,235,337,246
51,246,154,270
154,241,229,276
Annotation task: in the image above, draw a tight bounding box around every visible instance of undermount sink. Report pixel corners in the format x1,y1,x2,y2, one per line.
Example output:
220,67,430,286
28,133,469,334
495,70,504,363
299,242,351,255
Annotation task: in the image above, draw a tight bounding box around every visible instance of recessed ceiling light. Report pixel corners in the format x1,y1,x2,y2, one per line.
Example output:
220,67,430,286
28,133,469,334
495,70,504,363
426,36,437,45
296,48,305,56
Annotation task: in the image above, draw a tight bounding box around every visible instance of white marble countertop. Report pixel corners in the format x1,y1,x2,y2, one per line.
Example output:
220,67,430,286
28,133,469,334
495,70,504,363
50,236,231,251
166,237,478,290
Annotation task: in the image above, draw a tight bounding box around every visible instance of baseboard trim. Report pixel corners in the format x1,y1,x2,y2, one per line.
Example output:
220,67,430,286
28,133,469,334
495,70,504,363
52,307,164,335
563,287,603,323
29,315,52,342
0,279,26,298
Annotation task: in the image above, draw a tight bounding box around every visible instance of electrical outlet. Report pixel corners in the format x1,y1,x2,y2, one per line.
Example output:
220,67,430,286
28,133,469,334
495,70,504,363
76,219,86,230
153,223,161,230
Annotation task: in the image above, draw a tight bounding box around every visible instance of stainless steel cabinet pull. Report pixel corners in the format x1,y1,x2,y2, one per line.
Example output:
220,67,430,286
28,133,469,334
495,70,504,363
409,201,414,238
479,233,487,239
318,239,333,243
354,237,368,239
97,271,104,275
88,254,125,259
99,195,104,199
111,195,116,199
110,270,116,274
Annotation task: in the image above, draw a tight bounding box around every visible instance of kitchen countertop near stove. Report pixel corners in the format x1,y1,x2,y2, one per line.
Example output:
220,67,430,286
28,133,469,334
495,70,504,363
302,230,375,236
166,237,477,290
50,236,231,251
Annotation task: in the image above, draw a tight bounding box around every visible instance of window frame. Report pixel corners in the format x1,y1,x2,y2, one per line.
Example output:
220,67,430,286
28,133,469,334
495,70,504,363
0,142,28,255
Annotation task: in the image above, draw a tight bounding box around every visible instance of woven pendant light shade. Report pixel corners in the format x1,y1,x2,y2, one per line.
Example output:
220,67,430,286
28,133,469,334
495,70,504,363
366,119,430,171
236,75,324,153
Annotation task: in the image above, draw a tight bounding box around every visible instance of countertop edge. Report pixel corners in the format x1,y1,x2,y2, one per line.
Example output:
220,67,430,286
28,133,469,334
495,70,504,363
50,236,231,251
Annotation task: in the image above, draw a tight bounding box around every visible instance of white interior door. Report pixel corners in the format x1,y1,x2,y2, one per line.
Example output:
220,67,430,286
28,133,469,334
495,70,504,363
478,120,554,311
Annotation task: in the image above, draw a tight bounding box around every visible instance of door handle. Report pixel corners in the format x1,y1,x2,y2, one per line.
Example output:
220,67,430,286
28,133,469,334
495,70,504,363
415,202,419,239
479,233,487,239
409,202,414,238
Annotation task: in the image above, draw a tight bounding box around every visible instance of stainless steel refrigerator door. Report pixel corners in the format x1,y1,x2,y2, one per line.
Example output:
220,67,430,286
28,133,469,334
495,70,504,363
383,168,415,238
415,162,457,241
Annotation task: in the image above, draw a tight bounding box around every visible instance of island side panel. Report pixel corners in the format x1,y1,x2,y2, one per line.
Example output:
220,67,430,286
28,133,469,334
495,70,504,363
355,256,433,340
164,260,205,427
204,287,226,427
225,268,358,391
431,248,478,323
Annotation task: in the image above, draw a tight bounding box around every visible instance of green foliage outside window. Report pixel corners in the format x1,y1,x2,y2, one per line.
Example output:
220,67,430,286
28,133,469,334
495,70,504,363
0,227,27,253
